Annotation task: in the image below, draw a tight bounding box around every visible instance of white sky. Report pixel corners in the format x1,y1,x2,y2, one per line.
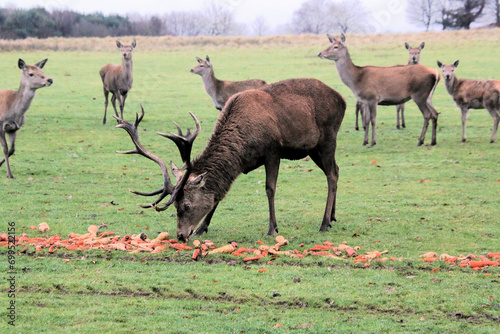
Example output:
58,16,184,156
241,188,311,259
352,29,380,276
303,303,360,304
5,0,422,34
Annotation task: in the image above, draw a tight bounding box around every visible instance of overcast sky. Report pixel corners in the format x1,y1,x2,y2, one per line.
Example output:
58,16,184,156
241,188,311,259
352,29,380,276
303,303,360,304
6,0,421,34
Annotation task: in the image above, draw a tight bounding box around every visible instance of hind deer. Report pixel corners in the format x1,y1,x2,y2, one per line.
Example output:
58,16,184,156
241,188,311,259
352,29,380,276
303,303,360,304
437,60,500,143
100,40,136,124
190,55,268,110
319,34,440,147
354,42,425,131
114,78,345,241
0,59,53,178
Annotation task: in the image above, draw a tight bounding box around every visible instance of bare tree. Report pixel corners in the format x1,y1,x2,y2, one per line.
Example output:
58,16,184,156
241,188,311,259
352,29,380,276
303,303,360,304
331,0,370,33
440,0,487,29
252,16,270,36
407,0,444,31
204,1,240,36
486,0,500,26
291,0,334,34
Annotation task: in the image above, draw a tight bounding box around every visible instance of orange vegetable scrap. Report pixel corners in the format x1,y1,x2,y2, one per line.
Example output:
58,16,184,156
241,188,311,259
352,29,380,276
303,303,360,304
38,223,50,233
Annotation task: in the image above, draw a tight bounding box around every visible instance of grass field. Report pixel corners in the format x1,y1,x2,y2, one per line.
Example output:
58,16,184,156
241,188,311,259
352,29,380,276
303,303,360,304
1,30,499,333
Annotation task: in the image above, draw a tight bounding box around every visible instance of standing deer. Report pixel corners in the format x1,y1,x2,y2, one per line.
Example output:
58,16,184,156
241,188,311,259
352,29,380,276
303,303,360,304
100,40,136,124
355,42,426,131
319,34,440,147
114,78,346,241
190,55,268,110
0,59,53,178
437,60,500,143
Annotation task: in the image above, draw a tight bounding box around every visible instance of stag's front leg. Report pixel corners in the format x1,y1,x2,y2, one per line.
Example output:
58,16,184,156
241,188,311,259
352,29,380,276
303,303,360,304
194,202,219,235
265,159,280,235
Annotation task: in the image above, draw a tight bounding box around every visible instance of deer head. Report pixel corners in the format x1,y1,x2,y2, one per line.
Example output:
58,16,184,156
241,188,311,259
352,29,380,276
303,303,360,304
19,59,53,89
437,60,459,81
190,55,213,76
114,107,214,241
405,42,425,64
116,40,136,60
318,33,347,61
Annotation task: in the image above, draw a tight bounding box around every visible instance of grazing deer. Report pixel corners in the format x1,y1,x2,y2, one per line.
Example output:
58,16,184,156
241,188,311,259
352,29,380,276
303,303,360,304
114,78,346,241
319,34,440,147
100,40,136,124
0,59,53,178
190,55,268,110
355,42,426,131
437,60,500,143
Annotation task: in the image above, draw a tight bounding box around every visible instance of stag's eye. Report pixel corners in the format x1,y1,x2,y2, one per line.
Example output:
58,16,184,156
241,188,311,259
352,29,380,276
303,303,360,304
29,73,34,77
184,203,191,211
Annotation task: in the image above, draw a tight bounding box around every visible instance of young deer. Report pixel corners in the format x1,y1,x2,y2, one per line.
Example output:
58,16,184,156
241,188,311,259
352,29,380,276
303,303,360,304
319,34,440,147
190,55,268,110
354,42,425,131
437,60,500,143
100,40,136,124
0,59,53,178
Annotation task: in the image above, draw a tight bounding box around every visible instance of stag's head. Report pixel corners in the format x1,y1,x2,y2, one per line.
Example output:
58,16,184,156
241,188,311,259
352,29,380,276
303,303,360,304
318,33,347,62
437,60,459,82
116,40,136,60
406,42,425,64
115,108,215,242
190,55,213,76
19,59,53,90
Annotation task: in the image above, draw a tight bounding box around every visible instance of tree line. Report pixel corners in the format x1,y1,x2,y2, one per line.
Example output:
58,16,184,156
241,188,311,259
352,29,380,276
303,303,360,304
0,0,498,40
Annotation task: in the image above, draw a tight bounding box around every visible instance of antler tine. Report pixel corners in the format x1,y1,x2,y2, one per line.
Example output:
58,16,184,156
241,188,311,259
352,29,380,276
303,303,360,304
114,107,176,209
157,112,201,168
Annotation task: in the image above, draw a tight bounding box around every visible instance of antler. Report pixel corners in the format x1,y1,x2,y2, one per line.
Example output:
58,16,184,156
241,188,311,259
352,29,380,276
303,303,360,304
114,106,174,209
114,107,202,212
156,111,200,170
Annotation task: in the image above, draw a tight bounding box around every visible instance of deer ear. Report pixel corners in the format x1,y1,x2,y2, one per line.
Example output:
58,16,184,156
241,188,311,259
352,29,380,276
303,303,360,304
116,41,122,48
171,161,185,183
196,57,203,63
419,42,425,50
405,42,410,50
340,33,346,45
35,58,48,69
131,40,136,48
18,59,26,70
436,60,443,68
453,60,459,67
205,55,211,63
327,34,336,43
187,172,207,189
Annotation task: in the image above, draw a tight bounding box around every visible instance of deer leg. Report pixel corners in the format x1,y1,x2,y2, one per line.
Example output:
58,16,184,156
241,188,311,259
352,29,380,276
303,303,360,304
265,158,280,236
366,103,377,147
103,89,109,124
110,94,119,118
461,107,469,143
115,94,124,120
194,202,219,235
401,103,406,128
355,101,361,131
485,106,500,143
396,103,405,129
120,92,128,120
0,131,14,178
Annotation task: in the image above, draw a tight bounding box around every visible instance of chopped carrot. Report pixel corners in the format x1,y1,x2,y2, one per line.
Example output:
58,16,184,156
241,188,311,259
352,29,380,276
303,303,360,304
424,257,438,262
99,231,115,237
487,252,500,259
192,249,201,260
257,268,267,272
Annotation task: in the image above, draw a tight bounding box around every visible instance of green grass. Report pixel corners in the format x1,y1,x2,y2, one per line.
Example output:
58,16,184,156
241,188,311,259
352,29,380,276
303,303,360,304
1,31,499,333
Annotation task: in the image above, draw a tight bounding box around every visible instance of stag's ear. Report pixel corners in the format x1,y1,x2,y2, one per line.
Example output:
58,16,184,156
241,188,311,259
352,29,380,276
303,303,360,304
453,60,459,67
196,56,203,63
186,172,207,189
18,59,26,70
327,34,336,43
405,42,410,50
116,41,122,48
436,60,443,68
35,58,48,69
131,40,136,48
205,55,211,64
419,42,425,50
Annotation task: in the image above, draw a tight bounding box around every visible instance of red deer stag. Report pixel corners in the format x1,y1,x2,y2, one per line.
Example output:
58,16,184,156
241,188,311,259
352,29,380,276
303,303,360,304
354,42,425,131
437,60,500,143
100,40,136,124
0,59,53,179
114,78,345,241
319,34,440,147
190,55,268,110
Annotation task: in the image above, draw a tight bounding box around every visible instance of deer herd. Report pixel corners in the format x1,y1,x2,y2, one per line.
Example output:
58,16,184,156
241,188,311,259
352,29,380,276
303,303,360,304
1,34,499,241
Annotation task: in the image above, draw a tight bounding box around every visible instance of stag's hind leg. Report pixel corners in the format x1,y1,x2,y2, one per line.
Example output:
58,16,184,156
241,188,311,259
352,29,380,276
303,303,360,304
264,157,281,236
0,131,16,178
310,147,339,232
396,103,405,129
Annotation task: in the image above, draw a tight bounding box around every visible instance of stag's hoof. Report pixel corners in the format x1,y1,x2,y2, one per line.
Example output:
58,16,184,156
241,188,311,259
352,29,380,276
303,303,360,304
490,140,495,143
417,141,424,146
431,141,437,146
462,138,466,143
370,142,376,148
362,141,368,146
